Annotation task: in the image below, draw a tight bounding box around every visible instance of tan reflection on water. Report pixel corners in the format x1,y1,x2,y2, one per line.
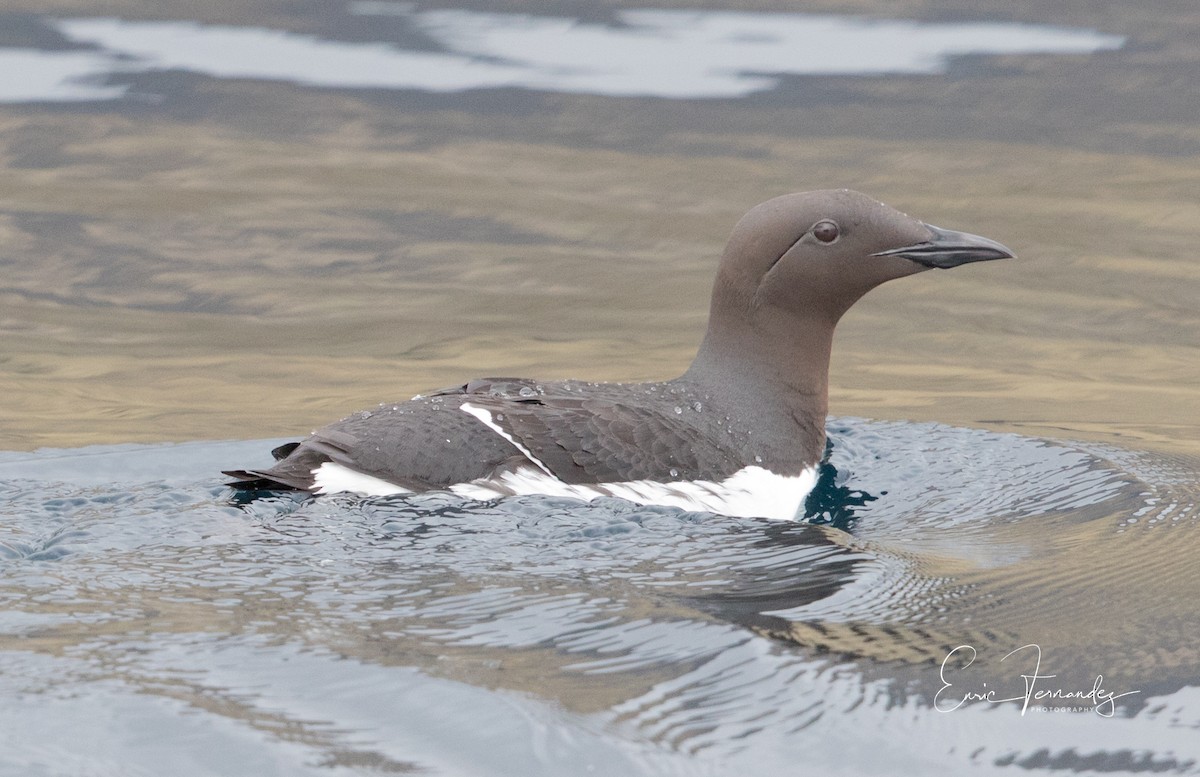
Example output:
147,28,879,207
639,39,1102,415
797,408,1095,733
1,117,1196,455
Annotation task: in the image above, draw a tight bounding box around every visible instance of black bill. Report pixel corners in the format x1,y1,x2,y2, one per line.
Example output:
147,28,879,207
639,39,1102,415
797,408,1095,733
872,224,1015,269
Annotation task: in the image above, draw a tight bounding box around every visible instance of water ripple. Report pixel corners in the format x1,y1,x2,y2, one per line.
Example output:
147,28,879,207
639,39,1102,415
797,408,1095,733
1,419,1198,774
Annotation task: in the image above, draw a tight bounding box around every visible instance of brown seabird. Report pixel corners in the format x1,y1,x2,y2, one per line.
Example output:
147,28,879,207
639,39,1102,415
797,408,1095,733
225,189,1013,519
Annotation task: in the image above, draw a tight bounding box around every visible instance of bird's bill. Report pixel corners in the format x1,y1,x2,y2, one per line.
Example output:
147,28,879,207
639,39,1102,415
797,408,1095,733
872,224,1015,269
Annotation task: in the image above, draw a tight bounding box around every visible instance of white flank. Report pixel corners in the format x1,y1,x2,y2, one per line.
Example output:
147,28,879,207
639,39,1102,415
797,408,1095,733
450,464,818,521
312,461,412,497
309,401,818,519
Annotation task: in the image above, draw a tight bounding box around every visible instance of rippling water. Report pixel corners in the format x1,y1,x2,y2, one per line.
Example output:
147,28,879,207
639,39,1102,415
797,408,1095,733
3,420,1197,775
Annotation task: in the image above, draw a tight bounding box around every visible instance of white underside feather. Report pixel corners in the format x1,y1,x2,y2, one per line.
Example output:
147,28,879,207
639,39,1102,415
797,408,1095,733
311,460,815,521
308,401,818,520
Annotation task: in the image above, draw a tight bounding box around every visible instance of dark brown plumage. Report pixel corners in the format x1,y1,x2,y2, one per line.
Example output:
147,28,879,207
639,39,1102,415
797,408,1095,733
225,189,1012,517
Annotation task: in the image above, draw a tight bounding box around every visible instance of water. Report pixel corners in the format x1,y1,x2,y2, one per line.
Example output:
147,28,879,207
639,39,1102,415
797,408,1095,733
2,420,1198,775
4,9,1122,102
2,0,1198,772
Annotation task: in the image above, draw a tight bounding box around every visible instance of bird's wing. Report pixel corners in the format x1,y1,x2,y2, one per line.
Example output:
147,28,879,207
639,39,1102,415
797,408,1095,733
460,393,742,484
225,378,742,492
224,396,527,492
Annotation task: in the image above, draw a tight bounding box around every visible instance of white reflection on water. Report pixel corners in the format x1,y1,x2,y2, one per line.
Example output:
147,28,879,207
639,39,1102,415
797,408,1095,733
0,7,1124,102
0,48,126,102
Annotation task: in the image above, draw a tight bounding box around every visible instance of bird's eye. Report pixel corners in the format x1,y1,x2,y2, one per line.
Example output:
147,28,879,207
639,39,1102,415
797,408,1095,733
812,220,840,243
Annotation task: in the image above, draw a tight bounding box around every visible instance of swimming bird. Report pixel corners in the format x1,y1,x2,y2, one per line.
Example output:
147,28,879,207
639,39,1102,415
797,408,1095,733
224,189,1012,519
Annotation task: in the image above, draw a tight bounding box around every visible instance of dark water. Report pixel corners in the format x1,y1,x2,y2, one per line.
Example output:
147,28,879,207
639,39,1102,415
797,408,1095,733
3,420,1197,776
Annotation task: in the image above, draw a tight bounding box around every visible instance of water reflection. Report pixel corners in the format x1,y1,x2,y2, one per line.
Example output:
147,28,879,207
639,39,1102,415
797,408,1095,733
1,419,1197,773
1,8,1124,102
0,48,126,102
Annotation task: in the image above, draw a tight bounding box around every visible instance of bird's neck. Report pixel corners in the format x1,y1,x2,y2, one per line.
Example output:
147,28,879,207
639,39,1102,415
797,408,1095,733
680,306,836,465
